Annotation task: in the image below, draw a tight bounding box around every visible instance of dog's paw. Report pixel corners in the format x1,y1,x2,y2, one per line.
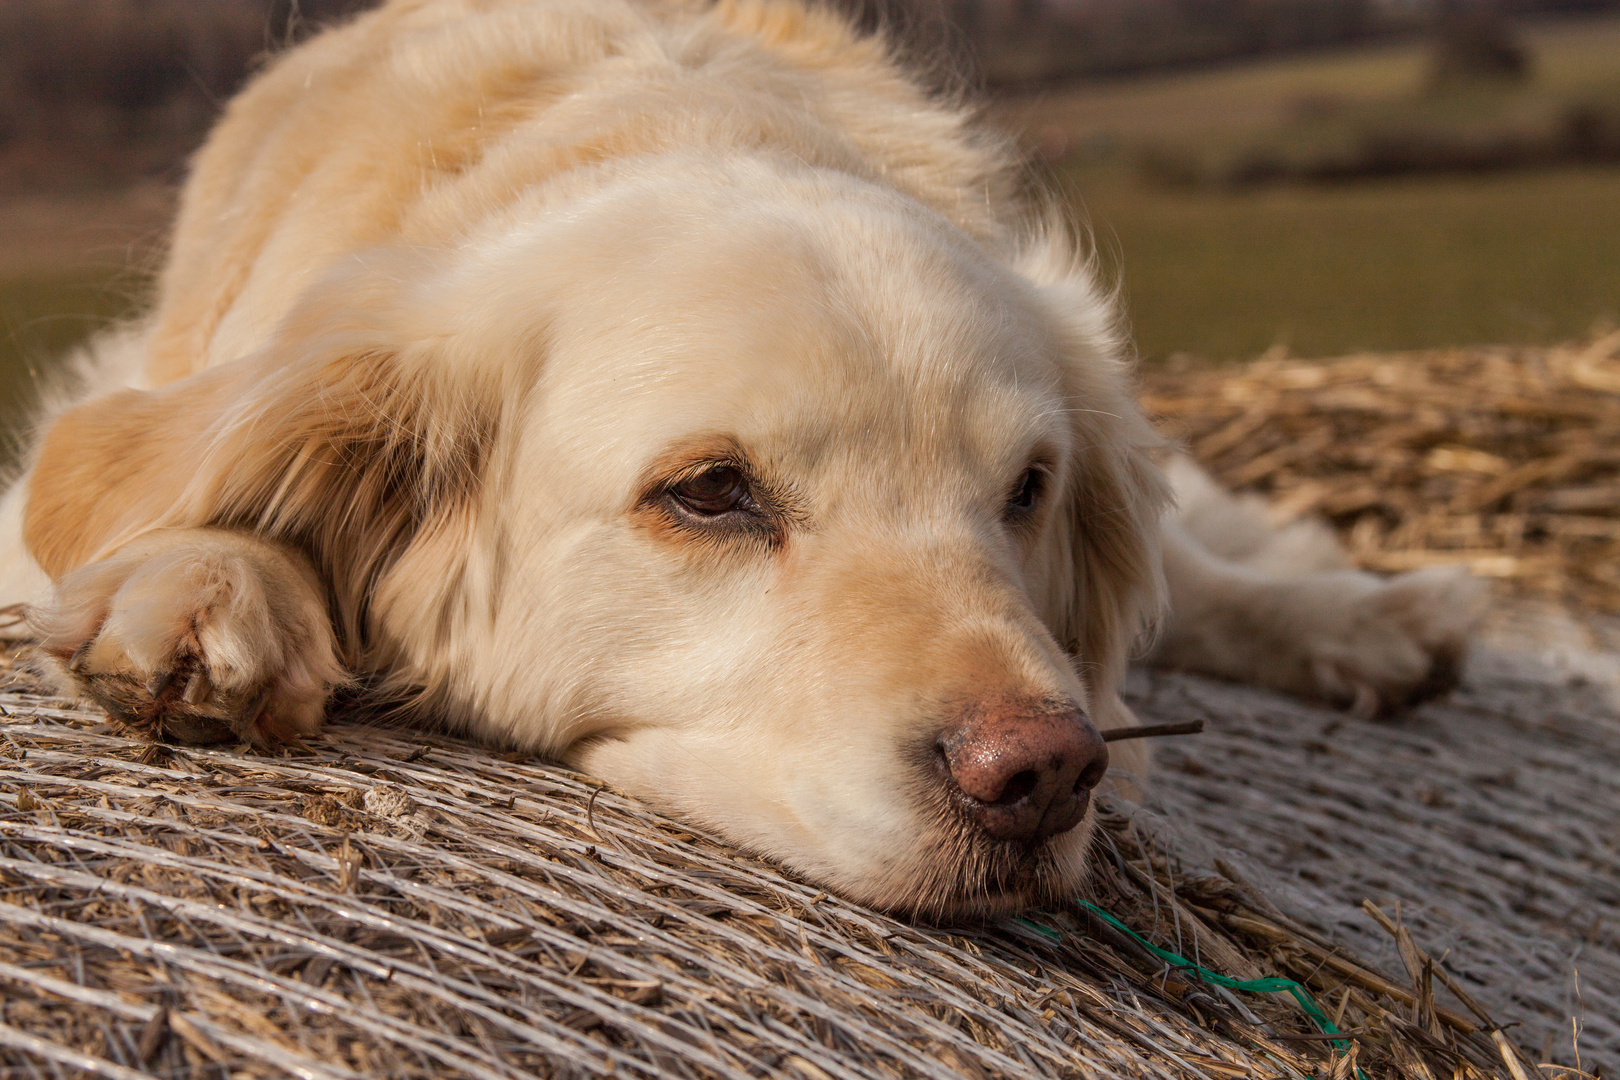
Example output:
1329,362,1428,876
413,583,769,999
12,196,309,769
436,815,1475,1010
1294,566,1487,718
29,530,344,747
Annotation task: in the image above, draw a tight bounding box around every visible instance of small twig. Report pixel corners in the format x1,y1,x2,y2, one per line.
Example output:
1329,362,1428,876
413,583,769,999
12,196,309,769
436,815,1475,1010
169,1012,227,1065
585,784,605,841
136,1007,169,1065
1099,720,1205,743
1360,900,1496,1027
1493,1029,1534,1080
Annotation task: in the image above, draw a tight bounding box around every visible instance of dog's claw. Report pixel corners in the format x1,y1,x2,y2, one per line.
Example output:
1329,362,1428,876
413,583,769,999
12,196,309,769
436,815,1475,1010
68,641,93,674
145,671,174,699
182,670,212,706
239,687,273,744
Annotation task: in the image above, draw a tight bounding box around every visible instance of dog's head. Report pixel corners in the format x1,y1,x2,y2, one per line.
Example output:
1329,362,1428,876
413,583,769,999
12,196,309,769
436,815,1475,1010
36,157,1166,918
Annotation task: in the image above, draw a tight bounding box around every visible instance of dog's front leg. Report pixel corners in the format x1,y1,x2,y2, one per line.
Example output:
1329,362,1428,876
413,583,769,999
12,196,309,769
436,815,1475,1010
1151,519,1485,716
28,528,344,746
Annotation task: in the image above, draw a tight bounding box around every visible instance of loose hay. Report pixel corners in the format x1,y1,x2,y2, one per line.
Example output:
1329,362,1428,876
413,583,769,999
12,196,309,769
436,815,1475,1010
1141,331,1620,612
0,655,1537,1080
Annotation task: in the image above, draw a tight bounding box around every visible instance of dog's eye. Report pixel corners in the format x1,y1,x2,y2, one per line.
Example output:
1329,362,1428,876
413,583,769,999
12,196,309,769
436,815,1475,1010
1006,466,1045,518
671,464,751,517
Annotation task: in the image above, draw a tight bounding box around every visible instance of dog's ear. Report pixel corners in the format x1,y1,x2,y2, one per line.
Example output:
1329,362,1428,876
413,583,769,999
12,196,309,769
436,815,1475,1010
25,250,503,658
1016,232,1169,752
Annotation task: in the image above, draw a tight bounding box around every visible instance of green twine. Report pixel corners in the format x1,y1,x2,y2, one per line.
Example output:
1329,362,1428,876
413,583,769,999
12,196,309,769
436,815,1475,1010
1017,903,1367,1078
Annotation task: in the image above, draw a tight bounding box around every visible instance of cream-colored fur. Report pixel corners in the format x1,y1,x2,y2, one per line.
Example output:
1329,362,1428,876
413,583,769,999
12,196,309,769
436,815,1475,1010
0,0,1478,916
1153,456,1485,717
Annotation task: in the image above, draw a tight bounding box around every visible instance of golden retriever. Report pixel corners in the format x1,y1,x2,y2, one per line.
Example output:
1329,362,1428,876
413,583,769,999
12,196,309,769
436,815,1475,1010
0,0,1481,917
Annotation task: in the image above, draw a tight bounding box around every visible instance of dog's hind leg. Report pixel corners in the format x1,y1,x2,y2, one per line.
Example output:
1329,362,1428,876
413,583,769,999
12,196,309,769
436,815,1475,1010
27,528,344,747
1149,456,1486,716
1162,453,1352,576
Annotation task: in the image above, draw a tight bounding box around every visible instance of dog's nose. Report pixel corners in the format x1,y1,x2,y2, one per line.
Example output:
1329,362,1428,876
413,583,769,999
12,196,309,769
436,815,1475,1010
938,703,1108,845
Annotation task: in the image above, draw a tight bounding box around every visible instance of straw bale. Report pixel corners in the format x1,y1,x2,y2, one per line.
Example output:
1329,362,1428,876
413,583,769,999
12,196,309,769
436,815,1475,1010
8,336,1616,1077
1141,332,1620,613
0,646,1541,1080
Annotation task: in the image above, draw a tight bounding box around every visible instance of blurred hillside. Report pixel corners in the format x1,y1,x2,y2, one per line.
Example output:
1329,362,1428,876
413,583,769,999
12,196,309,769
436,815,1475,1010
943,0,1620,84
0,0,369,192
995,13,1620,358
4,0,1620,193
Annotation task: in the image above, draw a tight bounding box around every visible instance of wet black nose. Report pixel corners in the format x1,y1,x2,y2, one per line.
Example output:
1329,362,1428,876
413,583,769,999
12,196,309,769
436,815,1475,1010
937,701,1109,845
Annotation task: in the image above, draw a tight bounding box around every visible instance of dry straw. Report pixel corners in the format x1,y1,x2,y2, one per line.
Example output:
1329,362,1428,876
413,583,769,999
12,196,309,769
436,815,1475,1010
0,653,1536,1080
1142,331,1620,612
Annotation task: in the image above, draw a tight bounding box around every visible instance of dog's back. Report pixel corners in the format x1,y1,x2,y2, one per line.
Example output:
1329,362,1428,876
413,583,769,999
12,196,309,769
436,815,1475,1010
147,0,1017,385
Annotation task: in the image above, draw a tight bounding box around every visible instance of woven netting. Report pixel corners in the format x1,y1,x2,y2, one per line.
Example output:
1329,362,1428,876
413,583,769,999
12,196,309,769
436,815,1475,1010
1130,643,1620,1073
0,647,1542,1080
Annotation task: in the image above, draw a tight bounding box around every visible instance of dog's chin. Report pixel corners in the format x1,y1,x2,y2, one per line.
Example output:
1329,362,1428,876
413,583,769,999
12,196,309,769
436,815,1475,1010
834,816,1095,925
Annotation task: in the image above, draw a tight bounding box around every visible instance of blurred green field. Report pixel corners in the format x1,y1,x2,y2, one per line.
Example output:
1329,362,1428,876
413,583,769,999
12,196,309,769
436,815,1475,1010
1069,161,1620,360
1,163,1613,385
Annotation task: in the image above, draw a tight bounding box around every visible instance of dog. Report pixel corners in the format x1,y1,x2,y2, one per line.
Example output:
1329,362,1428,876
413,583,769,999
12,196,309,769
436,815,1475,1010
0,0,1482,918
